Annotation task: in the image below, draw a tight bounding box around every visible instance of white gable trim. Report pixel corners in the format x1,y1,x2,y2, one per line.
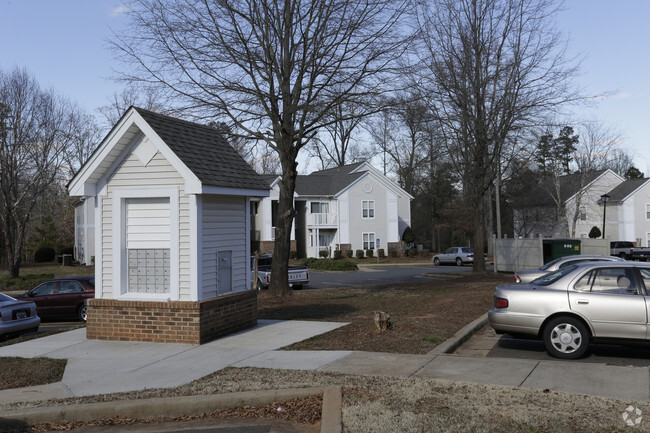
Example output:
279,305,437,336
338,163,414,200
68,107,202,197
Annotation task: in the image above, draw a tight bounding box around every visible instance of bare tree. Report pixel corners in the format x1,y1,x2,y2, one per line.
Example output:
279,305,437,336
112,0,409,296
61,103,103,180
0,68,70,277
97,85,169,128
416,0,581,271
309,99,371,169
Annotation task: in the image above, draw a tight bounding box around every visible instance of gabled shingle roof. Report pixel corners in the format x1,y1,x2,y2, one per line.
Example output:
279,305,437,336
606,178,650,202
135,107,269,191
295,163,366,196
517,170,608,207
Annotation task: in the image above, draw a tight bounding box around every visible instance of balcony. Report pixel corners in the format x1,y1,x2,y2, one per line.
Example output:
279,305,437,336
308,213,338,227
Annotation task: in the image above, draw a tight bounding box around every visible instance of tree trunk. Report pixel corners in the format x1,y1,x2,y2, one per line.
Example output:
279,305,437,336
472,189,486,272
269,150,298,297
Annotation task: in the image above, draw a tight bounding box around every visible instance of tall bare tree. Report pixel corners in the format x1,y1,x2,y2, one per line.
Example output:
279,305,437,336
112,0,409,296
0,68,70,277
417,0,581,271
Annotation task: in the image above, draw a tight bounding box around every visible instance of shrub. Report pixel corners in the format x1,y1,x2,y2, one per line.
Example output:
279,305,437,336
378,248,385,258
402,226,415,244
345,249,353,258
290,250,298,260
34,247,56,263
408,248,417,257
319,250,329,258
588,226,602,239
356,249,365,259
389,249,399,258
333,249,343,260
301,257,319,267
366,249,374,258
303,258,358,271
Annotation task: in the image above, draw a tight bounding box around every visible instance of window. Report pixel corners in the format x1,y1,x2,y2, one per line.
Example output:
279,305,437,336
32,282,57,296
579,206,586,221
58,281,84,294
574,267,637,294
646,204,650,220
311,202,329,213
362,200,375,218
362,232,376,250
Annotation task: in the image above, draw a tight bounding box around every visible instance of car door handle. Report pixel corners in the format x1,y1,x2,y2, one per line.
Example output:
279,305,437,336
576,299,589,305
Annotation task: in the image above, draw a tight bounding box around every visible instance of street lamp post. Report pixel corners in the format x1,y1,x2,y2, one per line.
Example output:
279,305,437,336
601,193,610,239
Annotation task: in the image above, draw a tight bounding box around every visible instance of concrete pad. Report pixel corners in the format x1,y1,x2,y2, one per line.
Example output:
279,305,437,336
320,351,432,377
0,320,349,398
0,328,87,358
0,382,74,404
234,350,353,370
522,360,650,401
413,354,539,387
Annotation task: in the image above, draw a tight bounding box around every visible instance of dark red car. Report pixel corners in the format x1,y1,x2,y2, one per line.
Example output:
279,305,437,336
16,277,95,322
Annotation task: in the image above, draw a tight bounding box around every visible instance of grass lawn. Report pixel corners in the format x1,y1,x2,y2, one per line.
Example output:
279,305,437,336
0,263,94,293
259,272,510,353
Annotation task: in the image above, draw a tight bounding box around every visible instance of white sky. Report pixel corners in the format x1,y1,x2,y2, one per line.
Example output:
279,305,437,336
1,0,649,174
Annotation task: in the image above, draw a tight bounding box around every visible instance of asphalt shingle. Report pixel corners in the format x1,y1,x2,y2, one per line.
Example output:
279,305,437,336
135,107,269,192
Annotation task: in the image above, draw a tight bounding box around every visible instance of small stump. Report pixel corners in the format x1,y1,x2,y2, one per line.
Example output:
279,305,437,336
374,310,392,332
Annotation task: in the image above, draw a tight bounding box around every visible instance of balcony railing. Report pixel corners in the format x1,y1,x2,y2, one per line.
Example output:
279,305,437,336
308,213,338,227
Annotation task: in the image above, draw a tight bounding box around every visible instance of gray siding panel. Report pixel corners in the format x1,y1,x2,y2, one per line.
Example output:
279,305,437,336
201,195,247,299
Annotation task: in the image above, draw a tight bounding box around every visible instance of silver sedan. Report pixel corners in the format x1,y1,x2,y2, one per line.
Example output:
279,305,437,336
514,255,624,283
0,293,40,339
489,262,650,359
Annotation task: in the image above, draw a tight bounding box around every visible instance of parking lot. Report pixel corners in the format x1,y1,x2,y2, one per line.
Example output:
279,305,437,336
458,324,650,367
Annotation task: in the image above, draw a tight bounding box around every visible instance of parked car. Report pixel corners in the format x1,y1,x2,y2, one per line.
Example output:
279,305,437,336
15,276,95,322
0,293,40,338
489,261,650,359
251,254,309,290
514,255,624,283
610,241,650,261
432,247,487,266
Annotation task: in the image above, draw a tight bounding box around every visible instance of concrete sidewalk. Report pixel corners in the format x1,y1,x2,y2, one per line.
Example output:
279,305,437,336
2,315,650,430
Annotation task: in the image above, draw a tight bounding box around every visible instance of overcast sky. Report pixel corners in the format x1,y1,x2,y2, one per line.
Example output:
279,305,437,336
1,0,649,174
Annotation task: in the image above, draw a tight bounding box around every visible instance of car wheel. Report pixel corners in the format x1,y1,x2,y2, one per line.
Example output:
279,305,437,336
433,257,440,266
78,305,88,322
256,279,264,291
543,316,589,359
620,253,628,260
455,257,463,266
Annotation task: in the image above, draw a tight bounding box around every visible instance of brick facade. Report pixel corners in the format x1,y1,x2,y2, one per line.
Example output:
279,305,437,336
86,290,257,344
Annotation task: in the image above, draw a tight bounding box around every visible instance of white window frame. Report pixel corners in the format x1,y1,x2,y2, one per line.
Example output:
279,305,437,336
646,204,650,220
362,200,375,219
362,232,376,250
112,188,179,301
647,233,650,248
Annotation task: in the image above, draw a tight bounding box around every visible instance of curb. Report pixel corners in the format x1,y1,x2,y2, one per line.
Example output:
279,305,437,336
428,313,488,355
0,386,343,433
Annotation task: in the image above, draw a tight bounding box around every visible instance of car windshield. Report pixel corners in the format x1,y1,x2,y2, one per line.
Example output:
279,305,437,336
461,248,474,253
532,265,577,286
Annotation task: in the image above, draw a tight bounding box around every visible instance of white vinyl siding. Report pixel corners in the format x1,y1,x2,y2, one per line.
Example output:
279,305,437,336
126,198,170,248
201,196,248,299
101,148,187,300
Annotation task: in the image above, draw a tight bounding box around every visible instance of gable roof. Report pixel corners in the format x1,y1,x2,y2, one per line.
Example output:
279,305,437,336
135,108,269,191
517,169,613,207
606,178,650,203
69,107,269,197
291,162,412,199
